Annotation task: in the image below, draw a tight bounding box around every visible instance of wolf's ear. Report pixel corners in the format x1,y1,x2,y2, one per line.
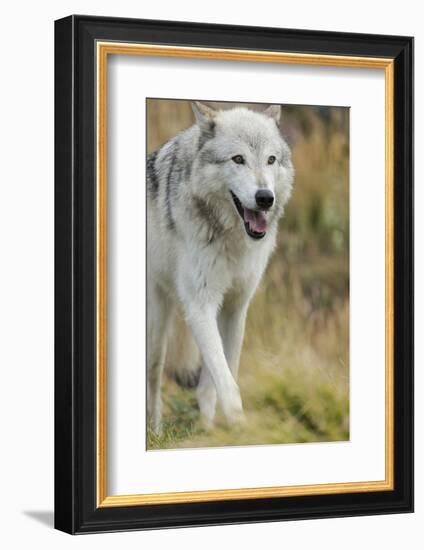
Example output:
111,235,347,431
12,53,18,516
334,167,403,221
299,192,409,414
192,101,217,132
264,104,281,125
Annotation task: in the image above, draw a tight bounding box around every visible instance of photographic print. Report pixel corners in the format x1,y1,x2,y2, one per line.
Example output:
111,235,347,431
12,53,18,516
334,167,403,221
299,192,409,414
146,99,350,450
55,17,413,533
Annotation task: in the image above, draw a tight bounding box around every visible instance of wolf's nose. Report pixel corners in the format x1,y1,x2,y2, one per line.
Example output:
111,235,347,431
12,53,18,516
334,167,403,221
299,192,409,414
255,189,274,210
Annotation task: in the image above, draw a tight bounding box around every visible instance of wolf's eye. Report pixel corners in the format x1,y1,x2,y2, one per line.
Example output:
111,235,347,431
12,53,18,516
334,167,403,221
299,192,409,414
267,155,276,165
232,155,245,165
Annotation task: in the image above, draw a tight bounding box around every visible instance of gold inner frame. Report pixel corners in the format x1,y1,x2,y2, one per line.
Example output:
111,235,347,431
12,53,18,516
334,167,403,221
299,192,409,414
96,42,395,508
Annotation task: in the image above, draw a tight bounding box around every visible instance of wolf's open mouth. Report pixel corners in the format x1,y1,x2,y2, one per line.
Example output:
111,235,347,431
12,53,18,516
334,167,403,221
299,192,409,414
231,192,268,240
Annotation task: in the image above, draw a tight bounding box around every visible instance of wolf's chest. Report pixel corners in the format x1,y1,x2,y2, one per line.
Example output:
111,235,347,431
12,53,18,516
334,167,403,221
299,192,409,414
205,239,273,293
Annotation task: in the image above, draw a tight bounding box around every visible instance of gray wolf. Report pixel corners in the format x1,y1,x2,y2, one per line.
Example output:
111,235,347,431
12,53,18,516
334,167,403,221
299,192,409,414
147,102,294,433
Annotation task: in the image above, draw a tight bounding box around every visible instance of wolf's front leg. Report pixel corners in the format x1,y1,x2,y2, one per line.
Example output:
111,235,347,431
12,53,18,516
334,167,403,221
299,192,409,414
196,367,217,430
219,298,250,380
195,301,249,428
147,284,174,434
184,303,244,427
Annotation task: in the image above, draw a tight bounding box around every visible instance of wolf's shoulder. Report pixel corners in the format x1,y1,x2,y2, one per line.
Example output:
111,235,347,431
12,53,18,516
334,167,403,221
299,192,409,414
147,125,200,194
154,125,200,165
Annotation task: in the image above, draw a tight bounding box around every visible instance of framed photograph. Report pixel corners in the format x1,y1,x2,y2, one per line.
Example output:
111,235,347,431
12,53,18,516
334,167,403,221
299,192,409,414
54,15,413,534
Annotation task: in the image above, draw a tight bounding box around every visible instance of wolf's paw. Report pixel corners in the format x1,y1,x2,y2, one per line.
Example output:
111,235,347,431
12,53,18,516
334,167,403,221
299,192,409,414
226,408,246,429
199,414,215,432
173,366,201,389
222,389,245,428
148,420,163,437
147,409,163,436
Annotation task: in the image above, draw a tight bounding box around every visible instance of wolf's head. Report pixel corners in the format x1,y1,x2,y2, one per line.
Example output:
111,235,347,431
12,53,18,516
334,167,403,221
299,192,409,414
191,102,294,240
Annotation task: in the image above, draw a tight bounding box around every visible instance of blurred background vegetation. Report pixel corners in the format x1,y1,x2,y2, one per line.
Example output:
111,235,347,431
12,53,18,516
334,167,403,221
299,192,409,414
146,100,349,450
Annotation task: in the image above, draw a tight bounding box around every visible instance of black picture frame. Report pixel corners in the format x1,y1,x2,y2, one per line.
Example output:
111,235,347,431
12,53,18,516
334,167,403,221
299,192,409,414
55,14,414,534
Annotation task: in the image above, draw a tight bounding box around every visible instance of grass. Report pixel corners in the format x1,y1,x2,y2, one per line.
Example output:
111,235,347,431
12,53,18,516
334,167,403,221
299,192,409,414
147,101,349,450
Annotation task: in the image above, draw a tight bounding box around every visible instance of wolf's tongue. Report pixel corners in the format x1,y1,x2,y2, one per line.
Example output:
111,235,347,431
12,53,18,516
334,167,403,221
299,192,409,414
243,207,268,233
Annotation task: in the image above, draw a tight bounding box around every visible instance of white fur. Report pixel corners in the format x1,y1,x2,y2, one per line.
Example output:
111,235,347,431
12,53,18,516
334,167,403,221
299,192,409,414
147,103,294,433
